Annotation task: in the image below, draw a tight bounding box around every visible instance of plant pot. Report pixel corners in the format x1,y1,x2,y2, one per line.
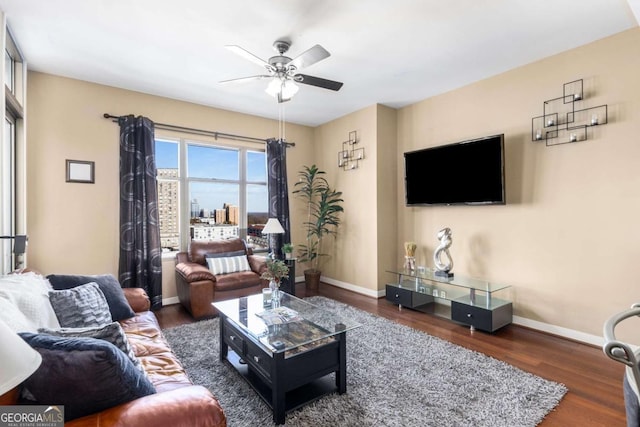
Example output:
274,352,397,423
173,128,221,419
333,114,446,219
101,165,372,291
285,253,292,260
304,269,321,291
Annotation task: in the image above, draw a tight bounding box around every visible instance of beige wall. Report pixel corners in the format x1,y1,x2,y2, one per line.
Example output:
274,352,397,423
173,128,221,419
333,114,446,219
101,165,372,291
312,105,380,294
26,72,314,299
396,28,640,342
375,105,399,291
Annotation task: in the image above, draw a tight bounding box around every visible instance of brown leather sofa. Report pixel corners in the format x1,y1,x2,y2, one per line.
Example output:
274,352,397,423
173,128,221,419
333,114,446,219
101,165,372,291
175,238,268,319
66,287,227,427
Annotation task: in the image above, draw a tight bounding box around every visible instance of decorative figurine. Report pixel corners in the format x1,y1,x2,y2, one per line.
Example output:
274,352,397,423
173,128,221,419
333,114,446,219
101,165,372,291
433,228,454,278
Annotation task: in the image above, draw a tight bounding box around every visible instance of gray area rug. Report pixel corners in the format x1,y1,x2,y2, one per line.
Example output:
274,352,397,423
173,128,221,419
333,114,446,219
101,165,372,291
162,296,567,426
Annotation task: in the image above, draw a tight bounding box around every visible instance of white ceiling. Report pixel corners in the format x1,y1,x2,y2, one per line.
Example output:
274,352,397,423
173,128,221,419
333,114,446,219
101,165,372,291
0,0,638,127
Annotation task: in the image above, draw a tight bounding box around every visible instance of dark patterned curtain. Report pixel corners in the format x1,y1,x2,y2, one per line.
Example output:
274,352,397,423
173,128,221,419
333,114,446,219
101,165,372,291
266,138,290,259
118,115,162,310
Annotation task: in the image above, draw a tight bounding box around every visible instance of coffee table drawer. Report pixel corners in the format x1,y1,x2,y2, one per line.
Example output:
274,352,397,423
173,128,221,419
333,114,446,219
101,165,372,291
245,339,272,379
224,318,246,355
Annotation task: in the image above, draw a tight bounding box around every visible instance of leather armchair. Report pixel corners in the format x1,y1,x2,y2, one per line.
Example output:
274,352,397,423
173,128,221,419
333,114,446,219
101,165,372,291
175,238,268,319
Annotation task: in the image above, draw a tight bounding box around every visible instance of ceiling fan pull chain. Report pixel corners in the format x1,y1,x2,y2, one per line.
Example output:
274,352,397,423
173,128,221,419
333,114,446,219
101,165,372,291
278,103,286,142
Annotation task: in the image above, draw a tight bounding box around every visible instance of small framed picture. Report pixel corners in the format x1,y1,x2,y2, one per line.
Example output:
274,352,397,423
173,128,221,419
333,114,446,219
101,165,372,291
66,160,95,184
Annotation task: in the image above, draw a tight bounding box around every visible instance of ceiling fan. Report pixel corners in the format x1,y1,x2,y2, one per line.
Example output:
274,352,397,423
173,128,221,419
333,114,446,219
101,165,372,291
220,40,343,103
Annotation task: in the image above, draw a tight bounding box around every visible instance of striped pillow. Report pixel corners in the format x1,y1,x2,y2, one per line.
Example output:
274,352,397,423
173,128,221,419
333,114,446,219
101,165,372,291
48,282,112,328
206,255,251,275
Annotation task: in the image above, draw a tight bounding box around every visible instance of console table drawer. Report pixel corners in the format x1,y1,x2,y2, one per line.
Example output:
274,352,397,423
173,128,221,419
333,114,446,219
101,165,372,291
385,284,434,309
451,300,512,333
386,285,413,306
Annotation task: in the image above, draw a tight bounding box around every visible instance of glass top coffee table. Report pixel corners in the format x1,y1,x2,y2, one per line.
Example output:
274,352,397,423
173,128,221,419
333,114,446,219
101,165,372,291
213,292,360,425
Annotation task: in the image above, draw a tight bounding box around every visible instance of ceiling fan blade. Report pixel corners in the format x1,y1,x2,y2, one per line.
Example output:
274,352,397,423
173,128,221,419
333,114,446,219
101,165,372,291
288,44,330,70
295,74,343,91
219,75,271,84
225,45,273,70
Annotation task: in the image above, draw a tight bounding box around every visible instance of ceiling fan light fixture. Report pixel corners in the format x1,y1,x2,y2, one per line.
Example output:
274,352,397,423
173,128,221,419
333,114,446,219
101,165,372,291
265,78,299,101
281,80,299,99
265,78,282,97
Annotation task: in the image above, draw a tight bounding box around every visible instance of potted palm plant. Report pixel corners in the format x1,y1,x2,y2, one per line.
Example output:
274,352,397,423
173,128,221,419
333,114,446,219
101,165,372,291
292,164,344,290
282,243,294,260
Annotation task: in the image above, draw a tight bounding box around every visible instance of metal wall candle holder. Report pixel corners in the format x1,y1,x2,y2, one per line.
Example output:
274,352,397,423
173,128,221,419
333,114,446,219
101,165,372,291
531,79,608,146
338,130,365,170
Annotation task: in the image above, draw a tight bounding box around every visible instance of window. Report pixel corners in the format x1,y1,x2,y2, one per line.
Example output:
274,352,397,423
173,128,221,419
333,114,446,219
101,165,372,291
155,138,268,253
1,26,24,273
4,49,13,93
156,140,180,251
1,116,15,272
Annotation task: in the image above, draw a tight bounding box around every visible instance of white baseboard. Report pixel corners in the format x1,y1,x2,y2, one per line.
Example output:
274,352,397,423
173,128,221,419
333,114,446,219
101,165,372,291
320,276,385,298
322,277,604,348
512,315,604,347
162,296,180,306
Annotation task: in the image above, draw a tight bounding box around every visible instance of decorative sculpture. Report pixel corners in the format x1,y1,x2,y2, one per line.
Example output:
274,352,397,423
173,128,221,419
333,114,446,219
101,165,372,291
433,228,454,277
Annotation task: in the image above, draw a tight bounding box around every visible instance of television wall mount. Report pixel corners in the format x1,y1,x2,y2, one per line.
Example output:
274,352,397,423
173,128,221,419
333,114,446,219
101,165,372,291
531,79,608,146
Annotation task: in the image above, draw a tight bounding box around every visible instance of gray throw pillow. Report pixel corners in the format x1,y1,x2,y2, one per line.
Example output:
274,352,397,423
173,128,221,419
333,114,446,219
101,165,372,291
49,282,112,328
46,274,136,321
39,322,144,374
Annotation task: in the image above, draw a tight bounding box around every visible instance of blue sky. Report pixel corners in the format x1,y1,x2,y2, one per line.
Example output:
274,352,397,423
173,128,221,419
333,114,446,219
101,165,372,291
156,140,268,212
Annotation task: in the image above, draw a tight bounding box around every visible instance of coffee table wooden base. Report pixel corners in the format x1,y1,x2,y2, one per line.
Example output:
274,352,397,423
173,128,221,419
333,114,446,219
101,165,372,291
218,314,348,425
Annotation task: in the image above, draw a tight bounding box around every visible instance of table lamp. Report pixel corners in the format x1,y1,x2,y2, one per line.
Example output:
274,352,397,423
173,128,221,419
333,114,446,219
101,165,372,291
262,218,285,258
0,319,42,404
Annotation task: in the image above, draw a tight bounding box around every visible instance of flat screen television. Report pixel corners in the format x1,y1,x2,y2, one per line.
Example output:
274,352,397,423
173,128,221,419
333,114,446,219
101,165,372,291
404,134,505,206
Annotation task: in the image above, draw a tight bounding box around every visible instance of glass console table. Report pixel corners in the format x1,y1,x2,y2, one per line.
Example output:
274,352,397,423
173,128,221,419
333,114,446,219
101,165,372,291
386,267,512,332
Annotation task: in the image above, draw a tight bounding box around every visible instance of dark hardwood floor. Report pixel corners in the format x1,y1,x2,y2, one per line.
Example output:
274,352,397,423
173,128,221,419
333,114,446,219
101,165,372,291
156,282,626,426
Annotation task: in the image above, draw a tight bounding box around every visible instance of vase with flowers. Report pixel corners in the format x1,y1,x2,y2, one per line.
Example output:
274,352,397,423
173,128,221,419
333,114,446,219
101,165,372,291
260,258,290,301
404,241,417,271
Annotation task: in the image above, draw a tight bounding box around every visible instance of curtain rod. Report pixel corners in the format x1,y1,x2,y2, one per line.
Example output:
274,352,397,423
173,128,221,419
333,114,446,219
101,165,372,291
102,113,295,147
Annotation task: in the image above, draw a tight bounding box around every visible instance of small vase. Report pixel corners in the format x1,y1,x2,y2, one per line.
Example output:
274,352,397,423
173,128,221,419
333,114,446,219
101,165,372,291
269,280,280,302
404,256,416,271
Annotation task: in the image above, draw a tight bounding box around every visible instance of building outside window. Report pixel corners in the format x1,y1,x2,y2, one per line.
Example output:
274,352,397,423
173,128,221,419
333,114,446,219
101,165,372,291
155,138,268,254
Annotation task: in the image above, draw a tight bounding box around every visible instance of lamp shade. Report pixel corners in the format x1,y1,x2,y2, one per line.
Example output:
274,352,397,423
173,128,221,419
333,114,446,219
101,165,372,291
262,218,285,235
0,319,42,395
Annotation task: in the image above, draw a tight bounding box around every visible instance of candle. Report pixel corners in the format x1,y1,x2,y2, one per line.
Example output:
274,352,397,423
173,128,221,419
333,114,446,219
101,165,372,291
547,118,555,126
591,114,598,125
574,93,581,101
535,130,542,140
570,133,577,142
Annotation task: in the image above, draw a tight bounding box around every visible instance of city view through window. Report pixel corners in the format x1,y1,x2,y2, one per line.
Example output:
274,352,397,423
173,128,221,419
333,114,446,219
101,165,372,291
156,139,269,252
